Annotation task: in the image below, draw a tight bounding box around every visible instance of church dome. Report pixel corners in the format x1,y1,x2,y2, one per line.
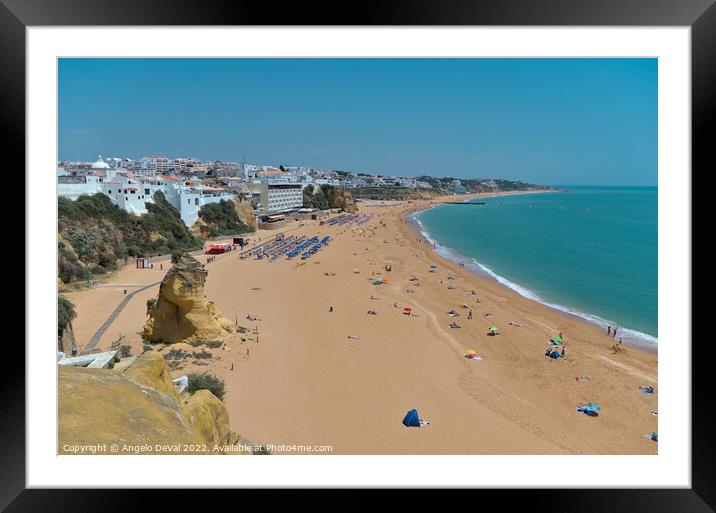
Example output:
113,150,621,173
91,155,110,169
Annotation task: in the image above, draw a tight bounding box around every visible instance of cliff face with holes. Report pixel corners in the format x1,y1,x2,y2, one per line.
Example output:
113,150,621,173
143,254,233,344
58,352,243,454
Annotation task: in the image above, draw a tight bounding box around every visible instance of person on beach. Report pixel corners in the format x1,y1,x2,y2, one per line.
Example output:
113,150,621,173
71,346,78,357
329,306,333,312
561,346,566,358
613,327,618,338
468,309,473,320
607,326,612,336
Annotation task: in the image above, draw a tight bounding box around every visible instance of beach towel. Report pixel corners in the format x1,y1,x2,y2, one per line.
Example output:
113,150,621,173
640,387,656,394
402,408,421,428
576,405,599,417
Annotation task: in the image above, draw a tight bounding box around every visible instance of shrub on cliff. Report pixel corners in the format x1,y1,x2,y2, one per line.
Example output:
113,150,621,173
197,200,252,237
58,192,202,283
58,296,76,338
187,372,225,401
302,184,329,210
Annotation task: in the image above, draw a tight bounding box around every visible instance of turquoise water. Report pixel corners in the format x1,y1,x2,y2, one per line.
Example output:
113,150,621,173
414,187,657,344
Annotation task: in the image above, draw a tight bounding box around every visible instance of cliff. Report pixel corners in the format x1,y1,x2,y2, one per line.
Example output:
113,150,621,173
143,254,234,344
323,186,358,213
193,198,255,239
303,184,358,212
58,353,242,454
350,187,443,201
58,192,201,284
233,198,258,231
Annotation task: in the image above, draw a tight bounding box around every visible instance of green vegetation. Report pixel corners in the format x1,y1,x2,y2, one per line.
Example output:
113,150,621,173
303,184,330,210
58,192,202,284
58,296,76,337
197,200,253,237
187,372,225,401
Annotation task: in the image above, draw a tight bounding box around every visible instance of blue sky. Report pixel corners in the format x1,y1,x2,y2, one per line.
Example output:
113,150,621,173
58,58,657,186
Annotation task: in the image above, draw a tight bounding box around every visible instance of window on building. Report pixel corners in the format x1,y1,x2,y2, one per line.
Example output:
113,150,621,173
108,190,112,194
195,198,199,205
145,188,150,195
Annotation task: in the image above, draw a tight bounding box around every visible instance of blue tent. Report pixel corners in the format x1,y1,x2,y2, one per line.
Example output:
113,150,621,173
402,408,421,427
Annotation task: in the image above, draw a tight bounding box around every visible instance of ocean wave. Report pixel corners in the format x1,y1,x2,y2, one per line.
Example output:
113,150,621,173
412,210,658,347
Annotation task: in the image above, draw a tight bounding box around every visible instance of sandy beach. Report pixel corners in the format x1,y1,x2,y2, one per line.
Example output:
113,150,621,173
64,192,658,455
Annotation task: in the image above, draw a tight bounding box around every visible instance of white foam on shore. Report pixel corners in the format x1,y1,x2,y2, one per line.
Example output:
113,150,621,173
409,209,658,348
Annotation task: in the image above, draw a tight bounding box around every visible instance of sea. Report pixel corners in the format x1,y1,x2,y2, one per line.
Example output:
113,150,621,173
412,186,657,346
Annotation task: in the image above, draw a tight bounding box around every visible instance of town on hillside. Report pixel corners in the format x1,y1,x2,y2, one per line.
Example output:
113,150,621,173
58,154,546,227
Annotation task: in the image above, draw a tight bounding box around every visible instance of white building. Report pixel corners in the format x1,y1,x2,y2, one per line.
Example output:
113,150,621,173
57,157,111,199
248,182,304,215
58,157,235,226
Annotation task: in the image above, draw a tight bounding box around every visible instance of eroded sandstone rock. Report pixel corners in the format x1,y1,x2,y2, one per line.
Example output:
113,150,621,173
143,254,233,344
58,353,243,454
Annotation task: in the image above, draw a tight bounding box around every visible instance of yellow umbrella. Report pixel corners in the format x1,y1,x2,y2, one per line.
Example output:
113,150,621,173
465,349,477,356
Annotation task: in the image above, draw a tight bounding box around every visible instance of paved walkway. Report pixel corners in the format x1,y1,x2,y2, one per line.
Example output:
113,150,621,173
81,281,161,355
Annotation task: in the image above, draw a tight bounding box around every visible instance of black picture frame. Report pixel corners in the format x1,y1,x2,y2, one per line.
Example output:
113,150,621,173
3,1,712,511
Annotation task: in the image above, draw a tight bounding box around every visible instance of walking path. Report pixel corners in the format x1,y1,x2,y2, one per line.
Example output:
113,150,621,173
81,281,161,355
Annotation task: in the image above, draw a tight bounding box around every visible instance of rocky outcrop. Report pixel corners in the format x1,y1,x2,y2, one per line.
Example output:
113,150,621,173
143,254,233,344
190,217,211,238
233,199,257,231
324,186,358,213
58,321,77,355
191,198,256,240
58,352,242,454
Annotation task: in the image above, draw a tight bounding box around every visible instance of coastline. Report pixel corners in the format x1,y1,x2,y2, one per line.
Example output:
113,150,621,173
64,195,658,454
404,192,658,354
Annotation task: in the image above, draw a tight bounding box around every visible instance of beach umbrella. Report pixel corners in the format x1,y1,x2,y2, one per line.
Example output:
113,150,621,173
489,326,498,332
552,336,563,343
403,307,412,314
586,402,602,412
465,349,477,357
430,265,438,269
